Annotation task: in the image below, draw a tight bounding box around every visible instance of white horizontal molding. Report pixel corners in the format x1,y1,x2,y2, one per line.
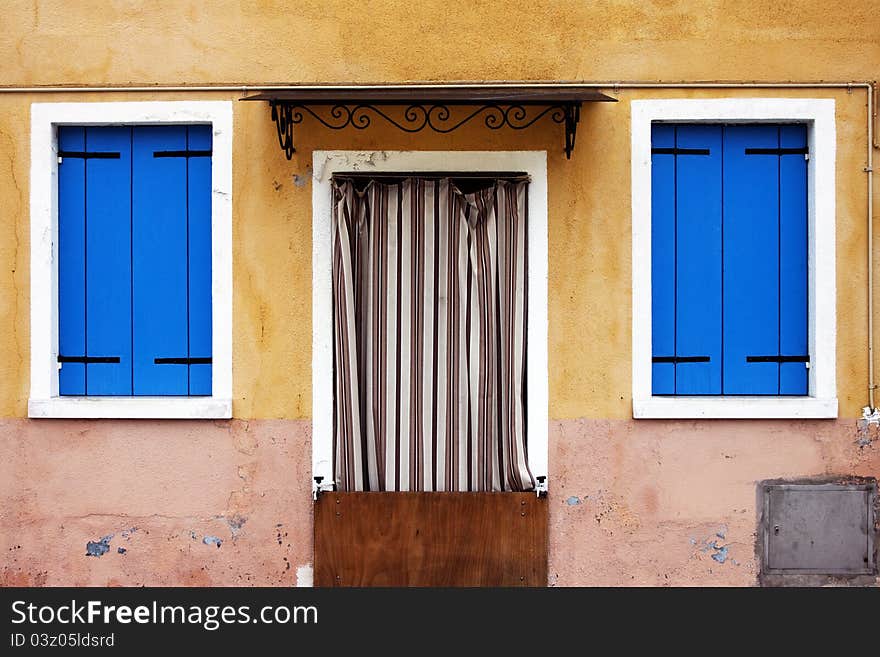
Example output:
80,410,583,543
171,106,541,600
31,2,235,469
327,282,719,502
633,397,839,420
28,397,233,420
30,101,232,126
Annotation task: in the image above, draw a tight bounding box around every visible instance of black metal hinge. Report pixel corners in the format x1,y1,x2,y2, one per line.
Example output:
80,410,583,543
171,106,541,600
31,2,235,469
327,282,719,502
154,357,212,365
153,150,212,158
744,147,808,156
651,147,710,156
652,356,710,363
57,355,120,364
57,151,120,162
746,355,810,363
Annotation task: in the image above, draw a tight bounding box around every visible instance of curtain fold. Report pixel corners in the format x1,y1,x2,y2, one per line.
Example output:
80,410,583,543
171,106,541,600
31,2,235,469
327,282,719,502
332,177,534,492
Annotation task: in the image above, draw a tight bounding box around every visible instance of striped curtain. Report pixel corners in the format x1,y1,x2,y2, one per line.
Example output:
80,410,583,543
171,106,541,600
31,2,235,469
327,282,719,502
332,177,534,492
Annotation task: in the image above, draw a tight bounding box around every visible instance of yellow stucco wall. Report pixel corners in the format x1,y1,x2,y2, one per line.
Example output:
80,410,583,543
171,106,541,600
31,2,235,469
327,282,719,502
2,1,878,84
0,2,877,420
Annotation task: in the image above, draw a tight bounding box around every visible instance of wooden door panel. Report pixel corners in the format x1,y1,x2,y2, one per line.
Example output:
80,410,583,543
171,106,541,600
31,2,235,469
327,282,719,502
315,492,548,587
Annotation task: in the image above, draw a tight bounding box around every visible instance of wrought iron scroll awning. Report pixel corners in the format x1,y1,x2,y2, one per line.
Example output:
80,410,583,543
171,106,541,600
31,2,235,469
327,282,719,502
242,85,617,160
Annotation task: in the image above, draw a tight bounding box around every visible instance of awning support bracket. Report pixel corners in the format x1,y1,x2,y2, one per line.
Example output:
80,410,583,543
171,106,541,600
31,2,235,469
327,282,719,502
269,99,585,160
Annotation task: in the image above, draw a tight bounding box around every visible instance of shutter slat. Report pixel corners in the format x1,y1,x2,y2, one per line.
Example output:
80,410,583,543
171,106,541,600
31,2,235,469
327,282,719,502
651,124,676,394
187,125,213,395
779,124,809,394
675,125,722,394
58,127,87,395
84,127,132,395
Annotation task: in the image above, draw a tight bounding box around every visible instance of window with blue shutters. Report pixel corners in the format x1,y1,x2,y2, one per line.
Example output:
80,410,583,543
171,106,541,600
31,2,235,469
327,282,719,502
651,123,808,396
57,125,213,396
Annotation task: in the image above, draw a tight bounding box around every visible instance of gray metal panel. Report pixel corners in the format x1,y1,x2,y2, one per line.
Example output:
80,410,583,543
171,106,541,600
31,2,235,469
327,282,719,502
763,484,875,575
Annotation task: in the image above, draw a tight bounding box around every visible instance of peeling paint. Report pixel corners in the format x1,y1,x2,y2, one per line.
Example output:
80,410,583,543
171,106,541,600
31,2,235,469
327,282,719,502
295,564,313,587
117,547,126,555
85,535,113,557
856,418,878,447
709,541,729,564
315,151,390,182
292,173,309,188
202,535,222,548
691,532,732,565
565,496,581,506
225,514,247,536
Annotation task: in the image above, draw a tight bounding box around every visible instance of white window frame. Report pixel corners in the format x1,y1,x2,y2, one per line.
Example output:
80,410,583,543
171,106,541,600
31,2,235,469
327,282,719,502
28,101,233,419
631,98,838,419
311,150,549,490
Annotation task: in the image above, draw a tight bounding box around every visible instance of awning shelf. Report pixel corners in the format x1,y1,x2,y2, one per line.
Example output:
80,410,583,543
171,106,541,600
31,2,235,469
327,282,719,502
241,86,617,160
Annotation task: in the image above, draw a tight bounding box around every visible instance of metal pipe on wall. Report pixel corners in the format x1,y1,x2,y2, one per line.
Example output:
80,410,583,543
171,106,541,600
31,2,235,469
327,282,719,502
1,80,876,409
867,82,876,411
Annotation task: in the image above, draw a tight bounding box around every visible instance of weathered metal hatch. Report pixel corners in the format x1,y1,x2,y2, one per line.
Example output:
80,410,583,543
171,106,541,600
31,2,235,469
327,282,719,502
762,482,876,575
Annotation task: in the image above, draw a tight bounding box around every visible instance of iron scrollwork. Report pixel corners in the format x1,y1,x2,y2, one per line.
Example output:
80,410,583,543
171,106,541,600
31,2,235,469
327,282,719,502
269,100,582,160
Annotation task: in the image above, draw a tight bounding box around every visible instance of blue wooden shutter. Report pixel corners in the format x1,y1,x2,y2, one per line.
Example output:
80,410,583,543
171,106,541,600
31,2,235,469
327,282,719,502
723,125,808,394
58,126,133,395
59,125,211,397
651,124,723,394
652,123,808,396
132,126,213,395
723,125,780,393
132,126,189,395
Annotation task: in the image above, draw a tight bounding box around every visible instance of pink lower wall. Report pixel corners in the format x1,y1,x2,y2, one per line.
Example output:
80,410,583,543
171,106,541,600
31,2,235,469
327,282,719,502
1,418,877,586
550,419,879,586
0,420,312,586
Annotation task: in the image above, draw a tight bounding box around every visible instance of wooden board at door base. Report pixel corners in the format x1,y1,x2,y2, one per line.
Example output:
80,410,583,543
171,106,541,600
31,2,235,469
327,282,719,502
314,492,548,587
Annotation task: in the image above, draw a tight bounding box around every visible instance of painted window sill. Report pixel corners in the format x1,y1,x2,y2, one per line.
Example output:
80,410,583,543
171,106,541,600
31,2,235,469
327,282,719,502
27,397,232,419
633,396,838,419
